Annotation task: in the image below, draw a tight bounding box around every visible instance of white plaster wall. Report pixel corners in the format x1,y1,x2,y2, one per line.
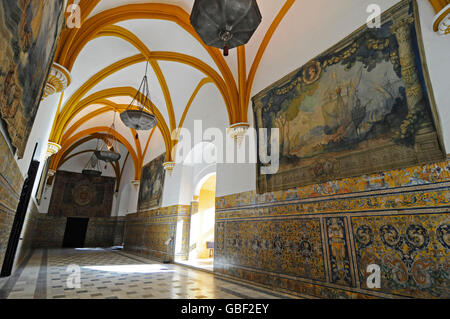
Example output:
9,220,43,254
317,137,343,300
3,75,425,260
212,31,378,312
161,163,189,207
162,142,218,207
143,128,166,164
116,154,139,215
15,92,61,180
159,83,228,206
38,183,54,214
416,0,450,151
12,92,61,272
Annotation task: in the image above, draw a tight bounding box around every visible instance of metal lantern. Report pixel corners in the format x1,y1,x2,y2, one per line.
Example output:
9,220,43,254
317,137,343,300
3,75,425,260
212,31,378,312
190,0,262,56
94,149,121,162
120,62,158,131
82,153,102,176
95,116,122,162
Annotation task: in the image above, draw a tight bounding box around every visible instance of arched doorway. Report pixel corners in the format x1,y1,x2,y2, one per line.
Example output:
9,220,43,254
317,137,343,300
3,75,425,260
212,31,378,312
190,174,216,269
174,142,217,271
177,173,216,271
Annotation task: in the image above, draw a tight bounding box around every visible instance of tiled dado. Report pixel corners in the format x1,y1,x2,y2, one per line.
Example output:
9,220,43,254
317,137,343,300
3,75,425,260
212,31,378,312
0,133,24,268
215,160,450,299
124,205,191,262
31,215,126,248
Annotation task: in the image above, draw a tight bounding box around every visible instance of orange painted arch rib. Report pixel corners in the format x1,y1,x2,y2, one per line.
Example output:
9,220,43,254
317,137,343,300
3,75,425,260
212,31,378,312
52,126,141,180
55,3,239,121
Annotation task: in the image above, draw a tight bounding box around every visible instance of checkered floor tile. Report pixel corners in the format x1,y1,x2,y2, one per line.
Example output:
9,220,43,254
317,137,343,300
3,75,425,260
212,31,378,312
0,249,296,299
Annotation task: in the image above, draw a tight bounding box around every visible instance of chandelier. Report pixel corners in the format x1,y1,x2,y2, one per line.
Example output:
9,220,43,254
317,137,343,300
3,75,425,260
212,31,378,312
120,62,158,131
82,152,102,176
95,116,121,162
190,0,262,56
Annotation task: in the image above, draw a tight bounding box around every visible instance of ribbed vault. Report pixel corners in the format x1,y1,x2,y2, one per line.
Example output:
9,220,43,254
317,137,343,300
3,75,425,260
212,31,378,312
49,0,295,181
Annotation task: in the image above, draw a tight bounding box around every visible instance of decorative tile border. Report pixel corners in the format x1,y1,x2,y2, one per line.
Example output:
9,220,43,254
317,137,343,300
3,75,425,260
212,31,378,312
216,160,450,210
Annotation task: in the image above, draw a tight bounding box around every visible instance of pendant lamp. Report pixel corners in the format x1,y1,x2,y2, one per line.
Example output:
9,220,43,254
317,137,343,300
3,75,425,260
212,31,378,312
190,0,262,56
82,152,102,176
95,115,121,162
120,62,158,131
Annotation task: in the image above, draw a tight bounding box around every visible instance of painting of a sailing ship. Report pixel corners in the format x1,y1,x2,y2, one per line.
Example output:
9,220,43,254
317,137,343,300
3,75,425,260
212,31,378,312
286,61,404,160
138,153,166,211
253,0,443,193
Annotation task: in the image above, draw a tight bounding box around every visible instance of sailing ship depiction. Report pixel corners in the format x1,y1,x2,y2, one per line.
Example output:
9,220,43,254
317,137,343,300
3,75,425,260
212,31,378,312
321,67,363,144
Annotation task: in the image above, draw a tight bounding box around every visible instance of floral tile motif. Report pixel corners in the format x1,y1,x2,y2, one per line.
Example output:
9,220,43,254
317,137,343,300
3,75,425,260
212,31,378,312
351,213,450,298
214,160,450,298
124,205,191,262
215,218,326,281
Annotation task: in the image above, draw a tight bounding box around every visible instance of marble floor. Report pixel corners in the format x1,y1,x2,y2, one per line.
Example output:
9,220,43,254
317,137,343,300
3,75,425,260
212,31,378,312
0,249,296,299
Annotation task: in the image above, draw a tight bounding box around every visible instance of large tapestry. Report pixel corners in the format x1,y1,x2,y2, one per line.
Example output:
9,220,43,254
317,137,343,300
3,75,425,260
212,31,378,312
0,0,64,157
138,153,166,211
48,171,116,218
252,0,444,194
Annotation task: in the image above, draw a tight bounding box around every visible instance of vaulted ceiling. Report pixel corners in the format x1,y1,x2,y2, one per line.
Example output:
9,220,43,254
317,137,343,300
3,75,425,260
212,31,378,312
49,0,296,185
50,0,429,189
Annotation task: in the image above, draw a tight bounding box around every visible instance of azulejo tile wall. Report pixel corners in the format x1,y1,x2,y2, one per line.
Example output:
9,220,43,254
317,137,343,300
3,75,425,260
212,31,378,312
31,215,126,248
215,160,450,299
0,133,23,268
17,201,40,265
216,218,326,281
352,213,448,298
124,205,191,262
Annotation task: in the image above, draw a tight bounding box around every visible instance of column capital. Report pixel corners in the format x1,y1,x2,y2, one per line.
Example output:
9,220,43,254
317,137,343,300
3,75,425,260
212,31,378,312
42,63,71,100
163,162,176,175
227,122,250,146
45,142,62,159
431,2,450,35
131,180,141,187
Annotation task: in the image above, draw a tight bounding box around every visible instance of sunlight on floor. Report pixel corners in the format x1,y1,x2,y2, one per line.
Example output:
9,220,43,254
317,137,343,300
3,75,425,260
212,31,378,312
83,264,174,274
177,258,214,272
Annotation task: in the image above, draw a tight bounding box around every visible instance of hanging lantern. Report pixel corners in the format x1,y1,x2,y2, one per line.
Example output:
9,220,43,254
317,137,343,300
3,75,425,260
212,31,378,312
82,152,102,176
190,0,262,56
120,62,158,131
95,117,122,162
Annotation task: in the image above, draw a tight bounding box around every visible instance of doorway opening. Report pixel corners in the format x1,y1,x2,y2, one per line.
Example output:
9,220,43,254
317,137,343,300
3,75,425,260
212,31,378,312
62,218,89,248
182,174,216,271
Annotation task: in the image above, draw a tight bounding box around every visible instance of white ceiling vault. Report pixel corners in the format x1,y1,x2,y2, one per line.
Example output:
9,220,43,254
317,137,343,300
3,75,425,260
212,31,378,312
52,0,446,189
52,0,296,185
